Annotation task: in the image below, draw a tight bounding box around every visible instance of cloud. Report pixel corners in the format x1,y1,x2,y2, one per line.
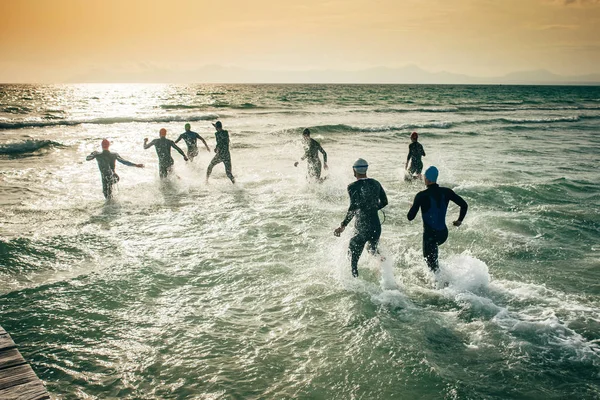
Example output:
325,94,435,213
534,24,579,30
552,0,600,5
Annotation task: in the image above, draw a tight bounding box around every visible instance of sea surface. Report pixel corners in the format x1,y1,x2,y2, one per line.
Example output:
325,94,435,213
0,84,599,399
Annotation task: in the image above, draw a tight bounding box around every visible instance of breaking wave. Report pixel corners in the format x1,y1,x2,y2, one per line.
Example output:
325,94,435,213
0,114,220,130
0,140,64,155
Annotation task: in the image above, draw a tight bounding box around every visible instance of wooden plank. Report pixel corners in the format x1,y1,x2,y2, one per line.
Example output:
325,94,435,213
0,380,50,400
0,334,17,352
0,326,51,399
0,349,26,371
0,364,39,391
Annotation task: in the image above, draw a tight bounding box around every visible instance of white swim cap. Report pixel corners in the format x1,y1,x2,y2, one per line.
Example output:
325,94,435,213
352,158,369,174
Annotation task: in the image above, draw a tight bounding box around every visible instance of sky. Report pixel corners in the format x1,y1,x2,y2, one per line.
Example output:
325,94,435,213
1,0,600,82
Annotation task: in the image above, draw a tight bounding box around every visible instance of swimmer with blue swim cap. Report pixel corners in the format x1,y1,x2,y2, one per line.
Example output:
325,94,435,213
407,166,469,273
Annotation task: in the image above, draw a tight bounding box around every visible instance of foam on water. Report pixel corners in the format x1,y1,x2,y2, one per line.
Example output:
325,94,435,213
436,251,490,291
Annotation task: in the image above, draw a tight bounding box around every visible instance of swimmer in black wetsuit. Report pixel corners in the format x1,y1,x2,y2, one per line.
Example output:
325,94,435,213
206,121,235,184
143,128,188,178
294,128,328,181
407,166,468,272
334,158,388,277
175,123,210,161
86,139,144,200
405,131,426,178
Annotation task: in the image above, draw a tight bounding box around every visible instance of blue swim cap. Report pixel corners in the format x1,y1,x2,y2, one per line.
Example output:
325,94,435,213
424,166,438,182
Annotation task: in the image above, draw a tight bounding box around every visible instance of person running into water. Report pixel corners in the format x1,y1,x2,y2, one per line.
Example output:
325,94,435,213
334,159,388,278
294,128,328,181
206,121,235,184
144,128,188,179
175,123,210,161
405,131,426,179
407,166,468,273
86,139,144,200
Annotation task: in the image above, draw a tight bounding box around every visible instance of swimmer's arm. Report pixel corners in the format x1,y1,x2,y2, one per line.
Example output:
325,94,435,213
378,186,388,210
116,154,144,168
174,134,184,144
341,188,359,227
143,138,156,149
318,143,327,164
421,144,425,157
407,193,421,221
448,189,468,225
171,141,188,161
335,188,358,236
86,151,99,161
197,134,210,152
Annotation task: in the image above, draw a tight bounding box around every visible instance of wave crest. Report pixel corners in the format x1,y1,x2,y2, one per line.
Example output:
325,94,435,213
0,113,220,130
0,140,64,155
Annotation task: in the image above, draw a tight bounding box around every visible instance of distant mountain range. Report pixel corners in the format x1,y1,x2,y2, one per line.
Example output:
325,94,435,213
67,64,600,85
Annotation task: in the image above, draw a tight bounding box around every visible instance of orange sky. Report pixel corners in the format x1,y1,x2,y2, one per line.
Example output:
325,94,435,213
1,0,599,82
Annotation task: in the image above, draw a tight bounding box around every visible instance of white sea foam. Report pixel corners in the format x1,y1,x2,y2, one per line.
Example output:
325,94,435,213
436,251,490,291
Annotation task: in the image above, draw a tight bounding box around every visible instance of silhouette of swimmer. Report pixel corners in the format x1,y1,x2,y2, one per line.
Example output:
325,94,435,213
294,128,328,181
334,159,388,278
175,123,210,161
405,131,426,179
407,166,468,272
206,121,235,184
86,139,144,199
144,128,188,179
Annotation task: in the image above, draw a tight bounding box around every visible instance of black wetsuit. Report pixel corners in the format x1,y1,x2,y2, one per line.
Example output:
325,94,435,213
302,138,327,179
341,178,388,277
86,150,137,199
145,137,186,178
407,142,425,175
407,184,468,272
207,129,235,183
175,131,207,159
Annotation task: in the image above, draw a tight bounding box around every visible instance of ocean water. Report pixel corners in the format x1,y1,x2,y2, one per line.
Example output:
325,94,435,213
0,84,599,399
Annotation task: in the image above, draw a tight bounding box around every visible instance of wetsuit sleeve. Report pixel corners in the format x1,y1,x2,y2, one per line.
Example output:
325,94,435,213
378,184,388,210
406,145,412,162
144,139,157,149
447,189,468,222
171,141,186,158
196,133,209,148
175,134,184,144
341,186,359,227
318,142,327,163
115,153,137,167
407,193,422,221
420,143,425,157
86,151,99,161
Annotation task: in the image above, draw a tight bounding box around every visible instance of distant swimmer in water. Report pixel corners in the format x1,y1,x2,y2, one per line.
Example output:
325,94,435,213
407,166,468,273
86,139,144,200
405,131,426,179
144,128,188,179
175,123,210,161
334,159,388,278
206,121,235,184
294,128,328,182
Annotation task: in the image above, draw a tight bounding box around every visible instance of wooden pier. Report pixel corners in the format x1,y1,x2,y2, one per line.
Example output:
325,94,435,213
0,325,50,399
